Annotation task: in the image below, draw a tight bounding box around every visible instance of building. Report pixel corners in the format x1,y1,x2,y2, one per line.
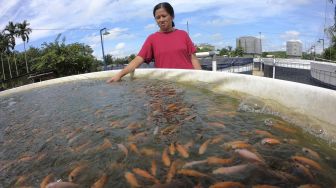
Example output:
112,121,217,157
236,36,262,56
286,40,302,58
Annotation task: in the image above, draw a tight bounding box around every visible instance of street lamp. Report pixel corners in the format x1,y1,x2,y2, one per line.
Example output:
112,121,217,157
100,28,110,71
318,38,324,51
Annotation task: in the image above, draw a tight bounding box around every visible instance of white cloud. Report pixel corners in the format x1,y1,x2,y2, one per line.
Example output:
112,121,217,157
115,42,125,50
281,30,301,41
145,23,157,30
193,33,202,38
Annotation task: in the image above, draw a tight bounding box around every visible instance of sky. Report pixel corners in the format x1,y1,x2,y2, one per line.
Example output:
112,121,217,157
0,0,334,59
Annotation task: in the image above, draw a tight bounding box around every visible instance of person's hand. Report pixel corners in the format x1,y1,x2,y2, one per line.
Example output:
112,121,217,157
106,75,121,83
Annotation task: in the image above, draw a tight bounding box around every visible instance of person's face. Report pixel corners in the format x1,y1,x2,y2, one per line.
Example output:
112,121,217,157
154,8,173,32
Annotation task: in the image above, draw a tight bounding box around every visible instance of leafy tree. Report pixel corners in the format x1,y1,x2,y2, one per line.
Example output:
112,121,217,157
233,47,244,57
105,54,113,65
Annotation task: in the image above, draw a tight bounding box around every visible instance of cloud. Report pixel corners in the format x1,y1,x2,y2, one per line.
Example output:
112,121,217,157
145,23,157,30
193,33,202,38
108,42,127,58
115,42,125,50
280,30,301,41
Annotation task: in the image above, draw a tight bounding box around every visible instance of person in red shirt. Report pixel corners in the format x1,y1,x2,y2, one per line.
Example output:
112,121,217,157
107,2,201,83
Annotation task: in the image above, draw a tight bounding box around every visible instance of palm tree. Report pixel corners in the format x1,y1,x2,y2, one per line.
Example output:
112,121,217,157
1,34,14,79
17,20,32,73
0,33,7,80
4,21,18,76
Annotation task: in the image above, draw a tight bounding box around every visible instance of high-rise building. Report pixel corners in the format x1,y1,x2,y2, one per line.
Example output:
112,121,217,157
236,36,262,55
286,40,302,58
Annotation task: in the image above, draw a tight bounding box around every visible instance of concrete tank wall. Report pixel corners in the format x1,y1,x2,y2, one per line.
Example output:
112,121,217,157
1,69,335,143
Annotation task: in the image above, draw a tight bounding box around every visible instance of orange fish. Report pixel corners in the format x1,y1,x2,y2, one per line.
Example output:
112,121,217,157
302,147,320,159
162,148,171,167
252,185,280,188
91,174,108,188
18,155,35,162
129,143,140,154
169,143,176,155
208,122,226,129
261,138,280,145
211,135,224,144
293,162,314,181
255,130,275,138
45,182,80,188
151,160,157,177
73,140,92,153
183,160,207,168
132,168,160,184
117,144,128,156
15,175,28,187
140,148,158,157
209,181,245,188
95,127,105,133
199,139,212,155
124,172,141,187
166,161,178,183
68,164,88,182
212,164,248,175
96,139,112,152
273,124,296,133
177,169,209,178
235,149,265,164
207,156,234,165
291,156,322,171
176,143,189,158
40,174,54,188
297,184,321,188
223,141,251,150
183,114,197,121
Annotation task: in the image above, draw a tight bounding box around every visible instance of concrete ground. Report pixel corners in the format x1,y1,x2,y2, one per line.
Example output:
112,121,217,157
252,67,264,77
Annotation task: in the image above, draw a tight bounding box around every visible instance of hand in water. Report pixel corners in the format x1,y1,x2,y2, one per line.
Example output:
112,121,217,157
106,75,121,83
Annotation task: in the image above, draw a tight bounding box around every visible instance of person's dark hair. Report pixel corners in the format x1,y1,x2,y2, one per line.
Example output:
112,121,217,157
153,2,175,27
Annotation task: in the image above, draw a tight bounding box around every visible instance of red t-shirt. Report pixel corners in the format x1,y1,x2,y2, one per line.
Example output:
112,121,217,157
138,29,196,69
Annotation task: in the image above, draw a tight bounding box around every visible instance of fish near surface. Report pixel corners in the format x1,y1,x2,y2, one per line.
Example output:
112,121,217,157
302,147,320,160
235,149,265,164
40,174,54,188
209,181,245,188
68,164,89,182
46,182,80,188
207,156,234,165
162,148,171,167
91,174,108,188
291,156,322,171
175,143,189,158
212,164,249,175
124,172,141,188
177,169,209,178
199,139,212,155
132,168,160,184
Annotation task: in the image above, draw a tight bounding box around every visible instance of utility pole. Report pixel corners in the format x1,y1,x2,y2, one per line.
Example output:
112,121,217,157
187,21,189,35
318,39,325,51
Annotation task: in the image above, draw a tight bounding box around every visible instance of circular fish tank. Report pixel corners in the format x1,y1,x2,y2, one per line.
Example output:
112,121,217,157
1,69,336,188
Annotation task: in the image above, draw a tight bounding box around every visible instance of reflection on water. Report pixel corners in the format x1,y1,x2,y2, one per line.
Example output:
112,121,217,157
0,79,335,188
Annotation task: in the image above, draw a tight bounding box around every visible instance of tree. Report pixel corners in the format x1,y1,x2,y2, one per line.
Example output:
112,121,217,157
17,20,32,73
0,33,7,80
233,47,244,57
105,54,113,65
4,21,18,76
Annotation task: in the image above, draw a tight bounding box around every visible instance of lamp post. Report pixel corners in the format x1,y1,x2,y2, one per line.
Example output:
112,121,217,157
100,28,110,71
318,38,324,51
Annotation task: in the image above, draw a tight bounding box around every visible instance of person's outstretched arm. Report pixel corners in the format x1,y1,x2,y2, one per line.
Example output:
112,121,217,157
106,56,144,83
191,54,202,70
